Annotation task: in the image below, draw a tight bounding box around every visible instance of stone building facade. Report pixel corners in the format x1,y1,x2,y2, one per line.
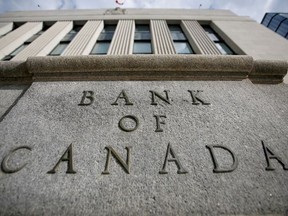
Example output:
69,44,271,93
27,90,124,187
0,9,288,215
0,8,287,83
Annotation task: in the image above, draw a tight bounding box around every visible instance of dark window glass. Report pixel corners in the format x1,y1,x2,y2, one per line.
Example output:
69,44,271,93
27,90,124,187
134,32,151,40
135,25,150,32
10,44,28,55
268,15,286,31
203,25,234,55
261,13,277,26
49,43,69,56
168,25,193,54
169,31,186,40
97,33,114,41
262,18,269,26
133,42,152,54
202,26,221,42
134,25,151,40
174,42,193,54
276,20,288,37
2,55,13,61
26,30,44,43
61,33,76,42
169,25,186,40
90,25,116,55
91,42,110,55
103,25,117,32
133,24,152,54
59,25,82,42
215,43,234,55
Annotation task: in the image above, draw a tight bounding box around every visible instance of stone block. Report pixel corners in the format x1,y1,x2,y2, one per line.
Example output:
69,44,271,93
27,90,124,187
0,80,287,215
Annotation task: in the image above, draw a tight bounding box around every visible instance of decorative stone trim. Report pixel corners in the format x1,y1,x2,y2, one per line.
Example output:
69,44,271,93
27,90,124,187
1,55,287,84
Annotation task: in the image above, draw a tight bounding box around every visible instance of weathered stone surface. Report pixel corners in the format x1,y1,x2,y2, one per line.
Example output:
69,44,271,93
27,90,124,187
27,55,253,72
0,84,29,121
284,74,288,84
0,61,31,83
1,56,287,84
249,59,288,84
0,80,287,215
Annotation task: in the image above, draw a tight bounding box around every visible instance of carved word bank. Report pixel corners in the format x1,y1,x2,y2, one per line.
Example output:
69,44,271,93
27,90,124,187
1,90,287,175
79,90,211,132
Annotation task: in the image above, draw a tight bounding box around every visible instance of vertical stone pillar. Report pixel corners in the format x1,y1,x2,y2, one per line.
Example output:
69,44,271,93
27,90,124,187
62,20,103,56
0,22,42,60
151,20,176,54
108,20,134,55
12,21,73,61
0,23,13,36
181,20,221,55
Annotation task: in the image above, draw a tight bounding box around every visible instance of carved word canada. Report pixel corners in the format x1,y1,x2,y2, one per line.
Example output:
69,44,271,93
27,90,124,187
1,90,287,175
1,141,288,175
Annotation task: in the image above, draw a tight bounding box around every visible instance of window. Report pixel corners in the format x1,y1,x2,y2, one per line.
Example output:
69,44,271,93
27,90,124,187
261,13,277,26
90,25,116,55
276,19,288,37
168,25,193,54
1,26,48,61
268,14,286,31
49,25,82,56
202,25,234,55
133,25,152,54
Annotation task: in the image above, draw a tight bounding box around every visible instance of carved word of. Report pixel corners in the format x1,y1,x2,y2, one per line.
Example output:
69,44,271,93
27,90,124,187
78,90,210,133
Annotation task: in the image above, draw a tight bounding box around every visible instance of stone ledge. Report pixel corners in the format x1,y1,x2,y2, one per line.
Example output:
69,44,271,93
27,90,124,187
249,59,288,84
33,72,248,81
0,61,32,84
0,61,28,77
27,55,253,81
27,55,253,73
0,55,287,84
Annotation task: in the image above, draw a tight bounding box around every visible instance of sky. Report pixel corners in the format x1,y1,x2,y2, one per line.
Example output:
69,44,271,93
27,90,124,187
0,0,287,23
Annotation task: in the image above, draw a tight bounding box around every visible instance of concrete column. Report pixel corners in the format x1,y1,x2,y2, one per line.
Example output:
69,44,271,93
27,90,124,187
12,21,73,61
151,20,176,54
0,23,13,36
181,20,221,55
0,22,42,60
108,20,134,55
62,20,103,56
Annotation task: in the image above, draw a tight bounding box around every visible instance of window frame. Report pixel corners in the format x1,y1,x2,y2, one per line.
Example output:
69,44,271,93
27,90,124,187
48,42,69,56
168,24,194,54
202,25,235,55
90,24,116,55
133,24,152,54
